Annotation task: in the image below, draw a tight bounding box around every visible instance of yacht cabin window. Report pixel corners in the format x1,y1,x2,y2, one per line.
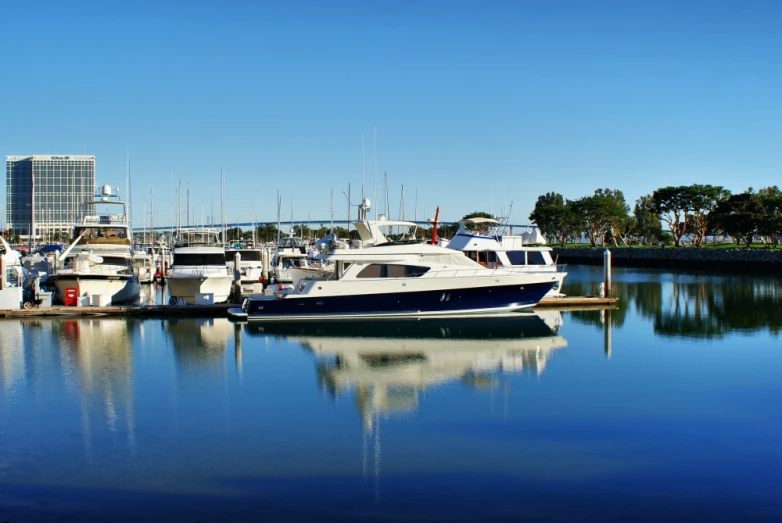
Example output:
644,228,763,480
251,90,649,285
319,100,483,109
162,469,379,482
356,264,430,278
527,251,547,265
506,251,527,265
173,253,226,266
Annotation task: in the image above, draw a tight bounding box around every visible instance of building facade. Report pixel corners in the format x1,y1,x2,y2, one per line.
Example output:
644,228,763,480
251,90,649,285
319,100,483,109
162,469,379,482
6,155,96,240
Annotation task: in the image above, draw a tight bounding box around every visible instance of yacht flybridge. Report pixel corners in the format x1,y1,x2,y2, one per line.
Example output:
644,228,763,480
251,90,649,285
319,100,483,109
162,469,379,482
49,185,141,304
445,217,567,297
228,219,562,322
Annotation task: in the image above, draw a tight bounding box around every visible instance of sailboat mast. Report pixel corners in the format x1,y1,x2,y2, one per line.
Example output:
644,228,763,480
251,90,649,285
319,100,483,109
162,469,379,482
373,126,377,220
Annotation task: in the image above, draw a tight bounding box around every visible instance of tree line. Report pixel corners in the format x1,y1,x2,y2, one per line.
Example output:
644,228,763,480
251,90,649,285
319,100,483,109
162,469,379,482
529,185,782,248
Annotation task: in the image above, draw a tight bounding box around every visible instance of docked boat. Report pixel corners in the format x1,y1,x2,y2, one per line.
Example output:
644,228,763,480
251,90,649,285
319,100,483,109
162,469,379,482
226,242,264,294
49,185,141,304
444,217,567,297
0,235,23,288
168,228,232,304
228,220,562,322
132,248,157,284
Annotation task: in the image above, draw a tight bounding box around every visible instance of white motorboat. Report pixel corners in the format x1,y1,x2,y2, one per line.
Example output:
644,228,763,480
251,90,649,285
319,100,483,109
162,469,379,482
132,249,157,284
226,242,264,294
228,220,563,322
0,236,23,288
49,185,141,304
167,228,232,305
445,217,567,297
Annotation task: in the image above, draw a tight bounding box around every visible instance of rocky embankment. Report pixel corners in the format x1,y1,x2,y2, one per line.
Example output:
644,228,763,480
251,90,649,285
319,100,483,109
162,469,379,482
551,246,782,272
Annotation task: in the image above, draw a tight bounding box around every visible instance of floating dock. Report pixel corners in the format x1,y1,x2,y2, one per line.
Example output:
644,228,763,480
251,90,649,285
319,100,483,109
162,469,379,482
0,296,617,319
536,296,618,308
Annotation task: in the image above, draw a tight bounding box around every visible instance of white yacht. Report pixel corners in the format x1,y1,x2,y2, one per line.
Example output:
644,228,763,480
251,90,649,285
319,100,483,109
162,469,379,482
229,220,562,322
226,242,264,294
49,185,141,304
445,218,566,297
0,236,23,288
272,251,310,284
132,249,157,284
168,228,233,305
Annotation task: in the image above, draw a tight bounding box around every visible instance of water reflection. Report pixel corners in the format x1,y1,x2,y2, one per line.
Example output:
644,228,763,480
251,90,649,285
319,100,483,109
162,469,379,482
164,318,235,372
566,267,782,338
246,312,567,429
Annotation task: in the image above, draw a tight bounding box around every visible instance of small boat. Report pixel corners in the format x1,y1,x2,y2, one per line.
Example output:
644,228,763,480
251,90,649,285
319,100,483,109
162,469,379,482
167,228,232,305
444,217,567,297
0,235,24,288
132,249,157,284
49,185,141,305
226,242,265,294
228,220,561,322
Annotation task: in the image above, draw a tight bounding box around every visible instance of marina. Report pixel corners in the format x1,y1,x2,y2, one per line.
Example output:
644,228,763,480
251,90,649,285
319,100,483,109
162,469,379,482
1,266,780,522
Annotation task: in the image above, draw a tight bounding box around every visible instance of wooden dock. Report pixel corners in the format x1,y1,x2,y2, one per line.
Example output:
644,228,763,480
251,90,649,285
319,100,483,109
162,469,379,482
0,296,617,319
536,296,618,309
0,304,236,319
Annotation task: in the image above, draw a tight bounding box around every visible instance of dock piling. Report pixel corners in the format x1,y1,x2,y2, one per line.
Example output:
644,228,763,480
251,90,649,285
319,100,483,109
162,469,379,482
262,247,270,288
233,252,242,303
603,249,612,298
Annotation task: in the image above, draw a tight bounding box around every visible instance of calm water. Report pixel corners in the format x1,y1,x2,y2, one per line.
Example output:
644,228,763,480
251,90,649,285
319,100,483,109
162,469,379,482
1,267,781,522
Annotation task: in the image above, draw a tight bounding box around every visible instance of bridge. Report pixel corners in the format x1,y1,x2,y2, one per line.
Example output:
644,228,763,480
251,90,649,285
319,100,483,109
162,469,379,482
133,219,537,234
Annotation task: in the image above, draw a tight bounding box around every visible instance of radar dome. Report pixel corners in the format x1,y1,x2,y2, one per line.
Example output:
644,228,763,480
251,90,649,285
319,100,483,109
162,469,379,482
362,198,371,209
101,184,112,196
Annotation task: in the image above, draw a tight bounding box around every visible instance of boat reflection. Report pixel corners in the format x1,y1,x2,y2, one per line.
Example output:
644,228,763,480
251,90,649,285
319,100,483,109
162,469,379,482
164,318,235,373
244,312,567,428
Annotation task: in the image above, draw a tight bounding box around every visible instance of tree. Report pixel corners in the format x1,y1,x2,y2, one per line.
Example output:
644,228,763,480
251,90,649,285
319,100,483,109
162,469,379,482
529,193,567,245
687,184,729,247
595,188,632,246
572,189,630,247
757,186,782,248
709,190,763,247
652,186,691,247
633,195,663,245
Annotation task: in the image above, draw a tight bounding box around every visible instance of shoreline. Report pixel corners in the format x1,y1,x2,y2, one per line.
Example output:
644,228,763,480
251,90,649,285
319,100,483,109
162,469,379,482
551,246,782,273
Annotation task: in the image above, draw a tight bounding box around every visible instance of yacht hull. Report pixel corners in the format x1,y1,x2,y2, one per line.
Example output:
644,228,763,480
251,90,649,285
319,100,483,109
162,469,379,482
232,281,554,322
168,275,233,305
51,275,141,305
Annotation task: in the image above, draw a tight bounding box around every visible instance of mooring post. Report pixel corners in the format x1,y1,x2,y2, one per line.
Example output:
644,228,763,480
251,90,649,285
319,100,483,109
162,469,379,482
160,249,167,285
233,251,242,303
262,247,270,288
603,249,612,298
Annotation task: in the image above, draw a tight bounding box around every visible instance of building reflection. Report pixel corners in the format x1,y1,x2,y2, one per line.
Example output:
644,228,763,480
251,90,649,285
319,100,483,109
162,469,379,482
165,318,234,373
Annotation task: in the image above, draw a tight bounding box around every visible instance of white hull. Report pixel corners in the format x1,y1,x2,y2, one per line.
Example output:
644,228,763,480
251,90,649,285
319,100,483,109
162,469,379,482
51,275,141,305
168,274,233,304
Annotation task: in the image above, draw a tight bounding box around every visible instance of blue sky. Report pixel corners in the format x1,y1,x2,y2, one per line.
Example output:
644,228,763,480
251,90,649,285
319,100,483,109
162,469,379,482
2,0,781,228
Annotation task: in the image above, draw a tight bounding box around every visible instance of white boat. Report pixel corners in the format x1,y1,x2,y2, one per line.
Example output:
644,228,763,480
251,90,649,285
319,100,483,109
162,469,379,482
226,242,264,294
445,217,567,297
228,220,563,322
272,251,312,284
167,228,232,305
49,185,141,304
0,236,23,288
132,249,157,284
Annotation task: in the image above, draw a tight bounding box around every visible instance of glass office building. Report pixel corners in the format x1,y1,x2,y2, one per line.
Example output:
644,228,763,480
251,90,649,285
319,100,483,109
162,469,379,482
6,155,96,239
